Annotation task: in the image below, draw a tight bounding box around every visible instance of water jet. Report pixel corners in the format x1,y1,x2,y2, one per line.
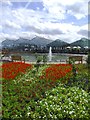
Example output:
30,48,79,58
48,47,52,62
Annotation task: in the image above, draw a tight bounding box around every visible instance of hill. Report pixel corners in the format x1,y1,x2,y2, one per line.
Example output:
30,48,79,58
29,36,52,46
70,38,90,48
47,39,69,47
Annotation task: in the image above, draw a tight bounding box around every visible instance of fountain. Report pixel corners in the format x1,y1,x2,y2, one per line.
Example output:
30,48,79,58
48,47,52,62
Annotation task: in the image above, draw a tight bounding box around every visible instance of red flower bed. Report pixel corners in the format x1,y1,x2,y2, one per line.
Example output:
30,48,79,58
1,62,32,80
40,64,72,81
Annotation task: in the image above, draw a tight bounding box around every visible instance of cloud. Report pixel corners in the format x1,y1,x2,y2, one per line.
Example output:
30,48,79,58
42,0,89,20
1,0,13,6
0,33,19,41
0,0,88,43
0,25,2,32
4,20,21,30
66,2,88,19
77,24,88,37
77,30,88,37
89,2,90,15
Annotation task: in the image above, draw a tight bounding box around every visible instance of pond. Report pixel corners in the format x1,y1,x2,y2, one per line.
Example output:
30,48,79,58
8,53,87,63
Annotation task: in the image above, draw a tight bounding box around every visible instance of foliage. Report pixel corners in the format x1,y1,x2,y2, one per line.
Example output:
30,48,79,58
1,62,90,119
69,58,75,65
36,56,42,63
87,52,90,64
86,51,90,69
42,55,47,63
69,59,77,80
2,64,61,119
67,64,90,92
29,85,90,120
34,56,42,72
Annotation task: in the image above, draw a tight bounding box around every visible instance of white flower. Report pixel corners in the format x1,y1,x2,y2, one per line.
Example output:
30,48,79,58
27,112,30,116
39,116,41,118
69,111,74,114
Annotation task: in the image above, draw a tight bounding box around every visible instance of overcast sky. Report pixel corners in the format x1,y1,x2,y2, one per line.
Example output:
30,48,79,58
0,0,90,43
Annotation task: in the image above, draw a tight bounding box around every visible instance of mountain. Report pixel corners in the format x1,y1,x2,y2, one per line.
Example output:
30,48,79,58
15,38,30,44
70,38,90,48
2,39,16,48
1,36,53,48
1,38,32,48
47,39,69,47
29,36,53,46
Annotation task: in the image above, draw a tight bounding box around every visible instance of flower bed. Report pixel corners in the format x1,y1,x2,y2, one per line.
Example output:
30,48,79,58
1,62,32,80
1,63,90,119
40,64,72,82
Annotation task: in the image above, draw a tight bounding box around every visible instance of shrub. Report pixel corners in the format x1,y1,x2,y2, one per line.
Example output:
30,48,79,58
34,56,42,72
86,52,90,69
29,86,90,120
67,64,90,92
43,55,47,63
36,56,42,63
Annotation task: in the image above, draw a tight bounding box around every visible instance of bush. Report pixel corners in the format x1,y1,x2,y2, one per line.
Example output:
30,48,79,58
35,56,42,72
29,85,90,120
67,72,90,92
87,52,90,69
43,55,47,63
36,56,42,63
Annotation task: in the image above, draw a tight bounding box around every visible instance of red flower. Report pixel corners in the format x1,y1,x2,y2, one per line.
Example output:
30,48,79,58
40,64,72,82
1,62,32,80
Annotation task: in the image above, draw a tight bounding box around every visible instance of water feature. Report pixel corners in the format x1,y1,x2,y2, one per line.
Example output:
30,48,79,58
48,47,52,62
3,52,87,63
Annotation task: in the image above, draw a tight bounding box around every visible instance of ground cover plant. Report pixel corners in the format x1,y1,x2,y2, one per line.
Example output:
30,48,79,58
1,62,32,80
40,64,72,82
29,85,90,120
1,62,90,119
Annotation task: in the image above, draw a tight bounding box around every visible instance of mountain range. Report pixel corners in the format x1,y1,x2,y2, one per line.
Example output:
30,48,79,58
1,36,53,48
1,37,90,49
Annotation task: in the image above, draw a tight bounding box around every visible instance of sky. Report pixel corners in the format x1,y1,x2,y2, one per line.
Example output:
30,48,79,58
0,0,90,43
